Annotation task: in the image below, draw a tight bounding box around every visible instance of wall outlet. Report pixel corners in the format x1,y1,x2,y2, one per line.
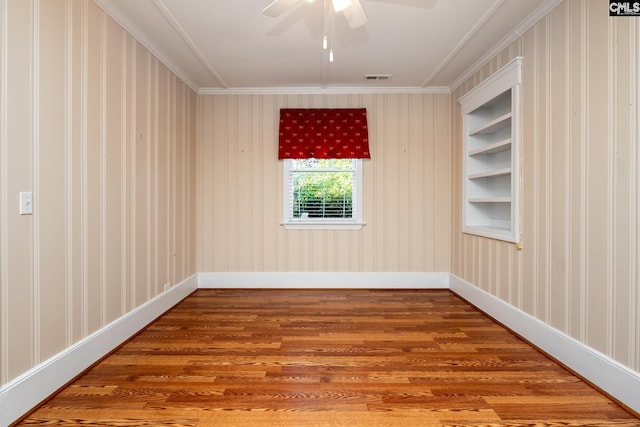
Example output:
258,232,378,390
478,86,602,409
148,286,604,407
163,282,171,292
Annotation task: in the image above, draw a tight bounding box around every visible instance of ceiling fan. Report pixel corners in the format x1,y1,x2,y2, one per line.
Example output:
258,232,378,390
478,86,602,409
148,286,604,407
262,0,368,29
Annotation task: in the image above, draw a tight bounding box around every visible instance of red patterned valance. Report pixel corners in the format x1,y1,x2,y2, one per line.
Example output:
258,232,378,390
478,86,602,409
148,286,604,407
278,108,370,159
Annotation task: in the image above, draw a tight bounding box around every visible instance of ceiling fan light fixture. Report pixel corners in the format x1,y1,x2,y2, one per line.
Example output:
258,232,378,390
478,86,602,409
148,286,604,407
332,0,352,12
342,0,368,28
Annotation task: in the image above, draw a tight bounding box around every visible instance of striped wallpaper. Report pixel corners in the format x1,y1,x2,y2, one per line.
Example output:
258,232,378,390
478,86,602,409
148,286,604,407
0,0,197,384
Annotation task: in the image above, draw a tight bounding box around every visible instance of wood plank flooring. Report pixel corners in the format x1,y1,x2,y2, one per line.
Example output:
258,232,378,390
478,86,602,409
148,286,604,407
16,289,640,426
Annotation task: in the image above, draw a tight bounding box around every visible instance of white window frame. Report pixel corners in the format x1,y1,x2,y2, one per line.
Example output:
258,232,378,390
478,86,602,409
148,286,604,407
282,159,364,230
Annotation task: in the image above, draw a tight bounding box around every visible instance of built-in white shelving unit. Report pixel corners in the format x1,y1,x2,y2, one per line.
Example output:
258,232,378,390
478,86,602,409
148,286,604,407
459,57,522,242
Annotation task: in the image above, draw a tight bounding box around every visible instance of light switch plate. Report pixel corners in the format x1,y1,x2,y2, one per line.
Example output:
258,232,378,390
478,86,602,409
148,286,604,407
20,192,33,215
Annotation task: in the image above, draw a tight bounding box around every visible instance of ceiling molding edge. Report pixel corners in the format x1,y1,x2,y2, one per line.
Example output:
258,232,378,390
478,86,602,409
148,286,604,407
421,0,505,88
92,0,200,93
198,86,452,95
151,0,228,88
448,0,563,92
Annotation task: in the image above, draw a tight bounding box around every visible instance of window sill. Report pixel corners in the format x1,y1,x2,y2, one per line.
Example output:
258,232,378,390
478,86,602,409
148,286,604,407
281,221,365,230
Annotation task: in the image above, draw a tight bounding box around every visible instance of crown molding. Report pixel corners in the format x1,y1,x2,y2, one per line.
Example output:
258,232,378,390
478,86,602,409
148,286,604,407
198,86,451,95
422,0,505,88
150,0,227,88
449,0,563,92
92,0,199,93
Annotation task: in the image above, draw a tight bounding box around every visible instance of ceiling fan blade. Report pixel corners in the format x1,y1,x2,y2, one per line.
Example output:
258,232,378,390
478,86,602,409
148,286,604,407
342,0,368,28
262,0,300,17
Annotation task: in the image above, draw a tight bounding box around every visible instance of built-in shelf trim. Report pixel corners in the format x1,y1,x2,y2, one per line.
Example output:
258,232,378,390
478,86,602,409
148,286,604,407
460,56,522,243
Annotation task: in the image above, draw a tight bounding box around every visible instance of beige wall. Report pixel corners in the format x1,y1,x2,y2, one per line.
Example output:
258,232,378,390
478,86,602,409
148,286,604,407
0,0,197,385
196,93,451,273
452,0,640,372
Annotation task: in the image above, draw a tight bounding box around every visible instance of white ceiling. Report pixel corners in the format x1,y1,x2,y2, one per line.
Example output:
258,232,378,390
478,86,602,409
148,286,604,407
94,0,559,93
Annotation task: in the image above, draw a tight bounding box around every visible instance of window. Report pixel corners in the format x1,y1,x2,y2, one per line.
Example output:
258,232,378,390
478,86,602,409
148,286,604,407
282,158,363,230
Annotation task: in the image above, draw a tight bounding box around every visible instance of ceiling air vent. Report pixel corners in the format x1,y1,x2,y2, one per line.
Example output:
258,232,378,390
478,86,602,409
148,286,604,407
364,74,392,80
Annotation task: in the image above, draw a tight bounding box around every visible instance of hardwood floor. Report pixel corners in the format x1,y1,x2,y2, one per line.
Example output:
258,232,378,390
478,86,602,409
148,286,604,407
16,289,640,426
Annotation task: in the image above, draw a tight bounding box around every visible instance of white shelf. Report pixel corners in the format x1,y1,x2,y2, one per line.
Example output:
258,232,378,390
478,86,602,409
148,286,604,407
459,56,522,243
468,197,511,203
468,168,511,180
466,224,511,232
468,112,512,136
468,138,511,156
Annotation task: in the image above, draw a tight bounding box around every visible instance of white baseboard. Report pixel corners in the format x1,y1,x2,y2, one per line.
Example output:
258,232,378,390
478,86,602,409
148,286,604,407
0,274,198,427
197,271,450,289
449,273,640,414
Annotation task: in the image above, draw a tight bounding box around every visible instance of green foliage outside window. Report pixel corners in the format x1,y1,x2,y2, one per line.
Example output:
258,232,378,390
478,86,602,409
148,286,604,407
290,159,354,219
